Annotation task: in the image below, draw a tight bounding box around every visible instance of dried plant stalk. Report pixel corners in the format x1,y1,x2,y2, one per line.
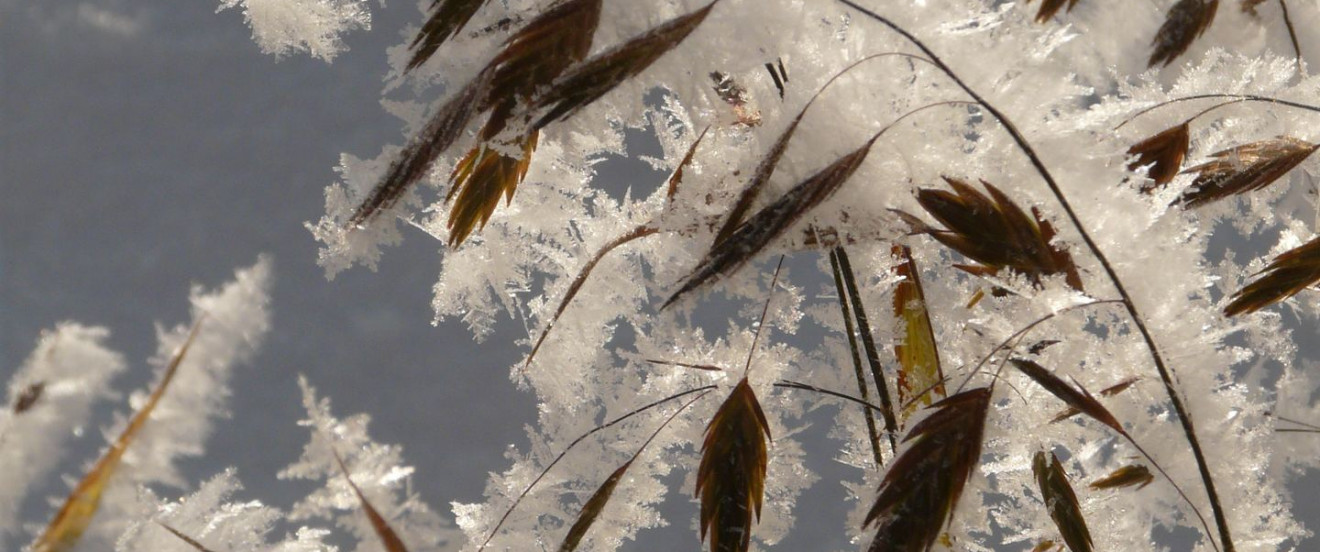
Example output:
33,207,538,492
32,322,203,552
865,387,991,552
328,445,410,552
1128,123,1191,191
1149,0,1219,67
696,378,771,552
1090,464,1155,490
406,0,488,72
891,245,946,421
1225,236,1320,316
907,177,1083,291
155,521,218,552
1177,136,1318,208
1033,450,1094,552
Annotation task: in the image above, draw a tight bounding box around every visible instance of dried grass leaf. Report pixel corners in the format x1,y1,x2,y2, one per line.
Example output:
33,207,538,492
865,387,991,552
1010,359,1124,435
713,99,809,246
1177,136,1318,208
891,245,946,421
909,178,1083,291
155,521,218,552
531,2,717,129
406,0,488,72
347,76,488,228
1149,0,1219,67
1050,376,1140,423
32,322,203,552
696,378,771,552
329,445,410,552
667,126,710,203
1128,123,1191,191
1225,236,1320,316
1089,464,1155,490
664,139,874,308
445,131,539,247
1033,450,1094,552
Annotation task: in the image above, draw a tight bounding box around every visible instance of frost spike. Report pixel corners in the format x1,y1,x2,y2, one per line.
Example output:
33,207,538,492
664,138,874,309
1148,0,1219,67
696,378,770,552
531,1,718,129
1033,450,1094,552
1224,236,1320,316
1177,136,1319,208
891,245,946,421
1089,464,1155,490
865,387,991,552
406,0,488,72
31,321,204,552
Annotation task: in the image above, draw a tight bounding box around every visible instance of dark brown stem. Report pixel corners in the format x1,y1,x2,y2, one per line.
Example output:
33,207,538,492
774,380,896,419
834,247,901,453
1115,94,1320,130
829,249,888,464
838,3,1236,550
1278,0,1303,74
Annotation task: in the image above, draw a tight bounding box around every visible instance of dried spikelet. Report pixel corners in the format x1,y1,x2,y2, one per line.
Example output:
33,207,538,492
1149,0,1218,67
1033,450,1094,552
406,0,488,72
1032,540,1063,552
482,0,603,128
1090,464,1155,490
713,97,809,246
531,1,717,129
328,445,410,552
1050,376,1140,423
667,126,710,203
664,139,874,309
32,322,203,552
347,75,488,228
445,131,539,247
710,71,761,126
1225,236,1320,316
1010,359,1124,435
696,378,771,552
1127,123,1190,191
865,387,991,552
909,178,1083,291
891,245,946,421
559,460,632,552
155,521,218,552
1031,0,1079,22
1177,136,1319,208
13,381,45,414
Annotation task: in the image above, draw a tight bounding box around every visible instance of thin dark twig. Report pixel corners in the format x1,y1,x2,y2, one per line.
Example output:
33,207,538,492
1278,0,1303,74
1277,415,1320,431
476,386,717,551
1115,94,1320,130
829,248,887,464
839,4,1235,549
744,256,787,378
773,380,897,422
1276,428,1320,433
955,300,1124,394
835,247,901,454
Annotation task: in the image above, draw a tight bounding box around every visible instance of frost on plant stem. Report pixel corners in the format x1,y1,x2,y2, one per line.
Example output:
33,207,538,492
217,0,372,61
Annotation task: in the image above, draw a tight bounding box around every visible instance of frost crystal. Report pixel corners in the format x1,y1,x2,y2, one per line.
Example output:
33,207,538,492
217,0,371,61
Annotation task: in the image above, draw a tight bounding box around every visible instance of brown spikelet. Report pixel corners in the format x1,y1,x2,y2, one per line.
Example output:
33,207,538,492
1050,376,1140,423
1149,0,1219,67
865,387,991,552
1127,123,1191,191
445,131,539,247
1225,236,1320,316
406,0,488,72
558,460,631,552
327,445,409,552
13,381,45,414
1090,464,1155,490
1177,136,1319,208
891,245,946,421
696,378,771,552
1031,0,1079,22
1010,359,1124,435
524,225,659,370
1033,450,1094,552
1032,540,1063,552
155,521,218,552
713,97,810,247
532,2,717,129
664,139,875,309
347,76,487,229
33,322,203,552
908,178,1083,291
667,126,710,203
482,0,603,122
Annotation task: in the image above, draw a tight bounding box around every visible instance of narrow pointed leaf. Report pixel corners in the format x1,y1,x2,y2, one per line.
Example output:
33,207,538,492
328,445,409,552
865,387,992,552
1033,450,1094,552
1177,136,1318,208
1050,376,1139,423
664,139,874,308
1225,236,1320,316
1010,359,1124,435
32,322,203,552
1127,123,1190,191
406,0,488,72
482,0,604,119
696,378,771,552
558,461,632,552
891,245,946,420
532,1,717,129
667,126,710,204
